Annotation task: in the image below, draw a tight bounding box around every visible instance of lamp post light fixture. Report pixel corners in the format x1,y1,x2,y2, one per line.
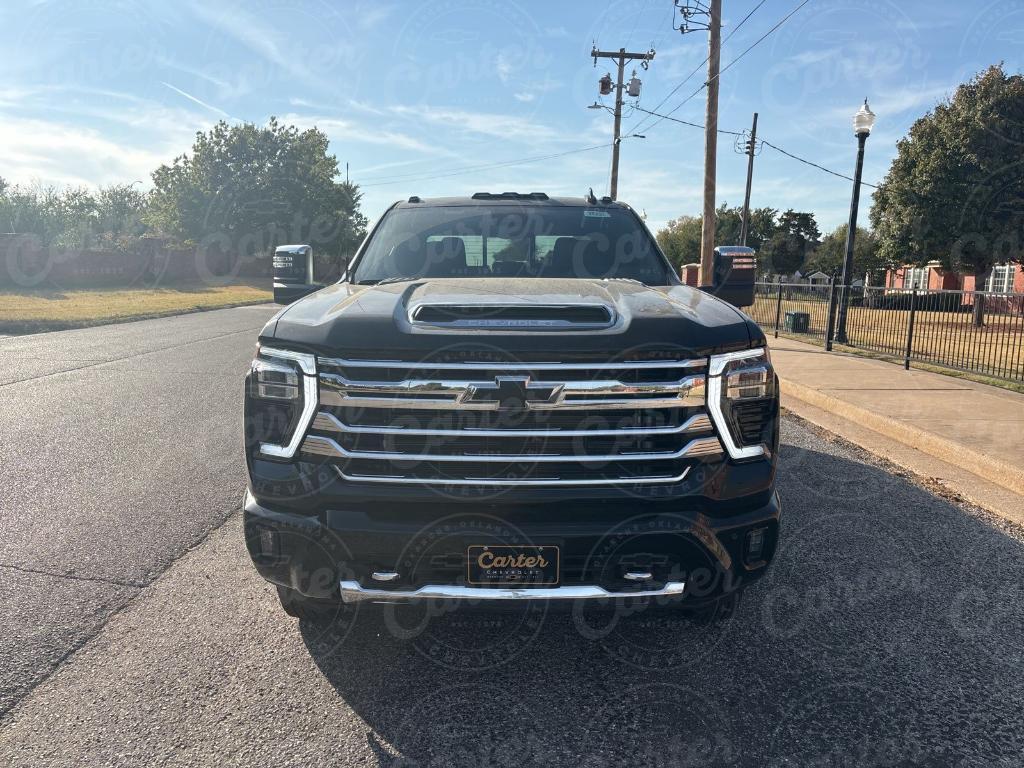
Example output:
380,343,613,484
835,98,876,344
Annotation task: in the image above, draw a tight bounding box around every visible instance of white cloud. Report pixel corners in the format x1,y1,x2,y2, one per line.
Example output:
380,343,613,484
155,56,232,93
388,105,560,142
495,52,515,83
187,1,318,86
355,2,393,30
277,112,442,155
0,117,175,188
513,92,535,103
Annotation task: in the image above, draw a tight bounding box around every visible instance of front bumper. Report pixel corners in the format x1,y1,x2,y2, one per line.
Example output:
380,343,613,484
243,489,781,605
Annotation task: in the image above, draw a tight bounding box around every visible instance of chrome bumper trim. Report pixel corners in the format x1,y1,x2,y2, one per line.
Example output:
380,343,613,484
332,465,692,487
339,580,687,603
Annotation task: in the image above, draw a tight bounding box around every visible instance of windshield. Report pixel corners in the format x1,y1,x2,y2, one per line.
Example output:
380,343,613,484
351,204,673,285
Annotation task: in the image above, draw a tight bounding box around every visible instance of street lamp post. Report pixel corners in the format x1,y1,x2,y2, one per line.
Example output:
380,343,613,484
835,99,876,344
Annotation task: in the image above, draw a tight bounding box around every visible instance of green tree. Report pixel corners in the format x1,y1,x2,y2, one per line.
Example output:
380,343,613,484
95,184,147,237
0,183,149,250
656,215,702,268
871,64,1024,323
777,209,821,244
808,224,883,281
761,209,820,275
146,118,366,269
655,204,779,270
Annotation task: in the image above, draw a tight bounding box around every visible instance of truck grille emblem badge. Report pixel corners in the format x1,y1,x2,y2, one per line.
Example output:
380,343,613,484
460,376,563,410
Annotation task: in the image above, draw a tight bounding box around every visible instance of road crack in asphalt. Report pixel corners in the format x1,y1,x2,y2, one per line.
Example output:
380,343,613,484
0,563,147,589
0,326,263,389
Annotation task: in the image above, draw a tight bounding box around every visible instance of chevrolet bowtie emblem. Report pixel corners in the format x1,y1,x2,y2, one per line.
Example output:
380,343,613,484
460,376,564,409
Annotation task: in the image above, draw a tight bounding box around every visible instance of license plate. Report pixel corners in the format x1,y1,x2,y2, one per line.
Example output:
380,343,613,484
466,545,560,586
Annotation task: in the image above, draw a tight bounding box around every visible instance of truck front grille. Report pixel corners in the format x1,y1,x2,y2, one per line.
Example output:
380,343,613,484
300,354,722,487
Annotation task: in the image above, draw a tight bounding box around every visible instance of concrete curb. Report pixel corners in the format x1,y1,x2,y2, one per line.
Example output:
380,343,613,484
779,377,1024,497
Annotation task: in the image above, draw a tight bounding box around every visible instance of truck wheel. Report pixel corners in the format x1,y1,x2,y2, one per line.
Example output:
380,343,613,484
275,585,341,623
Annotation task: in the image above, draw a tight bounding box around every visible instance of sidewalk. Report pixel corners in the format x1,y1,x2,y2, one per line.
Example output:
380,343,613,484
768,335,1024,521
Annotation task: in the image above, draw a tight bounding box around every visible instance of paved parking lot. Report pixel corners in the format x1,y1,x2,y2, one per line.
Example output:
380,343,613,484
1,307,1022,767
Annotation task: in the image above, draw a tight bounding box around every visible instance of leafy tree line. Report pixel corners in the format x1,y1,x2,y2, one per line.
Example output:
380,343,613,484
0,119,366,272
655,203,884,281
0,181,147,251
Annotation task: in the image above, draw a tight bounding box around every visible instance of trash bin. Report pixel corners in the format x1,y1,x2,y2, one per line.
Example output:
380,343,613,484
784,311,810,333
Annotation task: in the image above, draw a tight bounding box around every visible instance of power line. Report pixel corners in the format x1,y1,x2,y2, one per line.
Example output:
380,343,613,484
357,143,614,188
760,140,879,189
632,105,742,135
630,0,767,135
637,0,809,135
710,0,812,90
632,106,878,189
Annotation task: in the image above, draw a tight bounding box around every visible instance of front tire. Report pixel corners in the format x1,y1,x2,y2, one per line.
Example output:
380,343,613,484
276,585,342,623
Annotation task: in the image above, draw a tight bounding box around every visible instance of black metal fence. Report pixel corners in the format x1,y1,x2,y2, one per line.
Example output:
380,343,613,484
749,281,1024,384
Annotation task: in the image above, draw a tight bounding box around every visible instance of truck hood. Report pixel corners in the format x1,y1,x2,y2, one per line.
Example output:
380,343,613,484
263,278,757,358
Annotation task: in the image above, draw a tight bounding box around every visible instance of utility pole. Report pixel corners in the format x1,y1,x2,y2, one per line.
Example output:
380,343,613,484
739,112,758,246
699,0,722,285
591,46,655,200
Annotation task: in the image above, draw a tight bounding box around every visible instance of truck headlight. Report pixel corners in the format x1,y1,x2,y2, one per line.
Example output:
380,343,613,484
244,345,318,460
707,348,778,460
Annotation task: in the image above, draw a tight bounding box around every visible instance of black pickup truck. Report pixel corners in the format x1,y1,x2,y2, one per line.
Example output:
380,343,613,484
243,193,779,623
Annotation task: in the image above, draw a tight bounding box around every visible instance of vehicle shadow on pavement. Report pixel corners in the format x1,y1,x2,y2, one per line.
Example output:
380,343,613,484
298,441,1024,767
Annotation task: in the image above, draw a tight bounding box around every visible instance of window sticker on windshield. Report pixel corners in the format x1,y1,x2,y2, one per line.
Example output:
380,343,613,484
583,210,611,218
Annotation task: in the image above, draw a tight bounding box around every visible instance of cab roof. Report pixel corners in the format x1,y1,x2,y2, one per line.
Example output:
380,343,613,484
394,193,629,209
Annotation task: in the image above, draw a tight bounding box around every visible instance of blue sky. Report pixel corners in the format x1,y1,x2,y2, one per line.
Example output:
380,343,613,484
2,0,1023,234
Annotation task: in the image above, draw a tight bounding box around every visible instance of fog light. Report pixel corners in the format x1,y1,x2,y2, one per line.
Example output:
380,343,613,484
745,527,766,563
256,525,280,558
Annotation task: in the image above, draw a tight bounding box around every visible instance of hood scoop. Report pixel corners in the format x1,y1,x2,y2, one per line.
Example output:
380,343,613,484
409,303,615,330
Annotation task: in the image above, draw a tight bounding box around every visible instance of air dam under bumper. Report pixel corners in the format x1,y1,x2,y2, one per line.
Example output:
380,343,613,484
243,490,781,604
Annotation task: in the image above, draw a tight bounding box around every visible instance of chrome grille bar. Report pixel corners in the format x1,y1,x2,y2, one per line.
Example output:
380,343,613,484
311,411,713,438
301,434,723,462
319,375,706,411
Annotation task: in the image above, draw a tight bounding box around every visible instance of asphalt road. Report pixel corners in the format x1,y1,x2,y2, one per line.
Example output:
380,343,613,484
1,307,1023,767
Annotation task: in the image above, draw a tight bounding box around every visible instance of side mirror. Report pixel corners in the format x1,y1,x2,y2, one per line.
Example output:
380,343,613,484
273,245,319,304
704,246,757,308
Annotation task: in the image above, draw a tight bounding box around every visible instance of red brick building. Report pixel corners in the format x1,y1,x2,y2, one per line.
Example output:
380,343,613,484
885,262,1024,293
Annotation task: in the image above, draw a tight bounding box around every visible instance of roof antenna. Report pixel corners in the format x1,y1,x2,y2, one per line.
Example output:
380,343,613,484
586,187,597,204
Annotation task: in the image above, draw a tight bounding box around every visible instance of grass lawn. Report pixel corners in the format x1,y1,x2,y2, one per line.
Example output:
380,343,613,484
0,282,273,334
